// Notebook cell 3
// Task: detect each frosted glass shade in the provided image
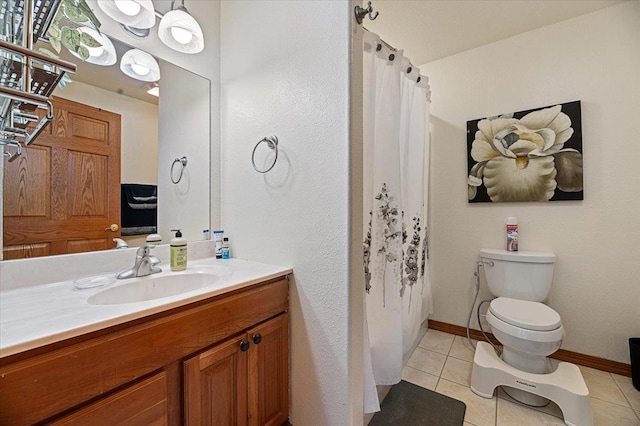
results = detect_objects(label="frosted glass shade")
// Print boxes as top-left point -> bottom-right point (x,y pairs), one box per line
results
120,49 -> 160,82
96,0 -> 156,29
69,27 -> 117,66
158,7 -> 204,54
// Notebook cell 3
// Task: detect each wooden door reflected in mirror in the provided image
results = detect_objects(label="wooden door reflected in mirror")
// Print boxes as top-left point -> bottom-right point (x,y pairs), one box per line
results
3,97 -> 121,259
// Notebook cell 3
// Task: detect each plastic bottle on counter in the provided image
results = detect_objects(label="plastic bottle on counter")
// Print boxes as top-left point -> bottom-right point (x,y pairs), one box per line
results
170,229 -> 187,271
506,217 -> 518,252
221,237 -> 231,259
214,230 -> 224,259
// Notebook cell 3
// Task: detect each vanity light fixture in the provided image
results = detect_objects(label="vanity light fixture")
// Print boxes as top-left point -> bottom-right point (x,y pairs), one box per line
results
96,0 -> 156,29
146,82 -> 159,97
157,0 -> 204,54
120,48 -> 160,82
69,27 -> 117,66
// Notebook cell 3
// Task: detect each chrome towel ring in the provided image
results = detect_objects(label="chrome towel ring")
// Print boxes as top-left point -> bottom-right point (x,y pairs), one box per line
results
252,135 -> 279,173
171,156 -> 188,184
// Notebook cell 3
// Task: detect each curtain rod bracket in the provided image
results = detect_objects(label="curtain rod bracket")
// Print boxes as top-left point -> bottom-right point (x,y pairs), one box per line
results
355,1 -> 378,25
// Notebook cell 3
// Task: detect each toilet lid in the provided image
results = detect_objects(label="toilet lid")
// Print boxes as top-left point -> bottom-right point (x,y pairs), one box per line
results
489,297 -> 561,331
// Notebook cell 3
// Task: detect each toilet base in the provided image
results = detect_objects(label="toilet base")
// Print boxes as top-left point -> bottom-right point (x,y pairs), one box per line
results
471,342 -> 592,426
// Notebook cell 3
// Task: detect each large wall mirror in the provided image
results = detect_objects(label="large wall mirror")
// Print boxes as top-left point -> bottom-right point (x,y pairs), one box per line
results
2,22 -> 211,260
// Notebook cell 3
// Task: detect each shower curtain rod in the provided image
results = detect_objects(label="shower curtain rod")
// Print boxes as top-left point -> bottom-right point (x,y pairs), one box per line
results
356,2 -> 421,77
363,27 -> 397,52
363,28 -> 421,80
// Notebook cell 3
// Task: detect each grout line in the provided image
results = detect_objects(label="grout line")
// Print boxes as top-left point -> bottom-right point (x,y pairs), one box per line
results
609,372 -> 639,412
444,333 -> 454,357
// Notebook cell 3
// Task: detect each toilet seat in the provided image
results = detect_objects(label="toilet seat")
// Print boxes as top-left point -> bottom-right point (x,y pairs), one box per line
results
487,298 -> 564,343
489,297 -> 561,331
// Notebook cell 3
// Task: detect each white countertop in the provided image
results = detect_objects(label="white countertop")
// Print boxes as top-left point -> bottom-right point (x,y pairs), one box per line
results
0,258 -> 291,358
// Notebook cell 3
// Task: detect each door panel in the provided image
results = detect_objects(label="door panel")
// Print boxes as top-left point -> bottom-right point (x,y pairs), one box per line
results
67,151 -> 108,217
50,372 -> 168,425
3,96 -> 121,259
184,336 -> 249,426
247,314 -> 289,426
2,145 -> 50,218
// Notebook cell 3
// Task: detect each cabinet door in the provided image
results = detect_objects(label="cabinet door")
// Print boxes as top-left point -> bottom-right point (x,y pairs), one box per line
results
50,372 -> 167,425
247,313 -> 289,426
184,336 -> 249,426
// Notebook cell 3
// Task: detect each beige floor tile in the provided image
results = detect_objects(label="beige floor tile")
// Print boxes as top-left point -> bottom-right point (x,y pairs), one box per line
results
436,379 -> 496,426
401,365 -> 438,391
612,373 -> 640,411
441,356 -> 473,387
496,387 -> 564,419
420,329 -> 455,355
449,335 -> 477,362
496,397 -> 566,425
580,365 -> 611,378
406,347 -> 447,377
580,366 -> 630,407
591,397 -> 640,426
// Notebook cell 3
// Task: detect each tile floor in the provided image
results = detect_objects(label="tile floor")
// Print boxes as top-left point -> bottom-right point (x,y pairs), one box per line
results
402,329 -> 640,426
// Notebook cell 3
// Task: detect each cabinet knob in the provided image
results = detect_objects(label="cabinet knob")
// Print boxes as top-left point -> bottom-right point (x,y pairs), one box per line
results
252,333 -> 262,344
240,340 -> 250,352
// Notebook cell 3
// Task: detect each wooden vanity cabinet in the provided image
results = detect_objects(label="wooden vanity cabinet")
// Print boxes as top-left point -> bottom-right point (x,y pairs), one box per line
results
0,276 -> 289,425
49,372 -> 169,426
184,313 -> 289,426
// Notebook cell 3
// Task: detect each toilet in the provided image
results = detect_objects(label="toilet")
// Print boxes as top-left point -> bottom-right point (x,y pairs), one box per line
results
470,248 -> 593,426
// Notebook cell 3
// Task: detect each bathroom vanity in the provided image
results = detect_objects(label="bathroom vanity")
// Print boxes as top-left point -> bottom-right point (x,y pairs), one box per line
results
0,258 -> 290,425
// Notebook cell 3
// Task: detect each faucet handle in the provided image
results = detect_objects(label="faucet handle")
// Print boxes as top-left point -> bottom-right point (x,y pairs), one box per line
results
136,245 -> 152,257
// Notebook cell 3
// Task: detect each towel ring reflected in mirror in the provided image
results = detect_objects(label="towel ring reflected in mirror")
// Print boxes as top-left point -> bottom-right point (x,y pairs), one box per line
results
171,156 -> 188,184
252,135 -> 279,173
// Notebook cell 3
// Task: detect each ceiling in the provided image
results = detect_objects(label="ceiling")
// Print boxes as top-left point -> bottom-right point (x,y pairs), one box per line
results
364,0 -> 627,66
43,0 -> 627,99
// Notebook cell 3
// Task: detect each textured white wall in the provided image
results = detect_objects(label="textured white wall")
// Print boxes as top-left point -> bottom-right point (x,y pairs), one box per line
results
220,1 -> 360,424
54,81 -> 158,185
421,1 -> 640,364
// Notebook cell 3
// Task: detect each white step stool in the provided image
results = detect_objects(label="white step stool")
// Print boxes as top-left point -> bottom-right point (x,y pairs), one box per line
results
471,342 -> 593,426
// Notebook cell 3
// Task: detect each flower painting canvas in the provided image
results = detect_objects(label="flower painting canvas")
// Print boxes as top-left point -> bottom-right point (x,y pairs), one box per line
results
467,101 -> 583,203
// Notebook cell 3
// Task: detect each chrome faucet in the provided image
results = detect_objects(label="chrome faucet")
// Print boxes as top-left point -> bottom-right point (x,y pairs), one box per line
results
116,245 -> 162,279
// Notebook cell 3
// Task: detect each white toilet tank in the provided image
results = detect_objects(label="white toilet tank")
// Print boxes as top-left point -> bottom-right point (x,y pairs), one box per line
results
480,248 -> 556,302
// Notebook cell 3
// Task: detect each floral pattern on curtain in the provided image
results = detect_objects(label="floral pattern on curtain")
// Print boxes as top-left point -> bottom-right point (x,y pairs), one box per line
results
362,30 -> 431,414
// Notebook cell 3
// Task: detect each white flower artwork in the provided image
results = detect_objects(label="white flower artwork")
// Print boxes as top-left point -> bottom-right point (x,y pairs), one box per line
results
467,101 -> 583,202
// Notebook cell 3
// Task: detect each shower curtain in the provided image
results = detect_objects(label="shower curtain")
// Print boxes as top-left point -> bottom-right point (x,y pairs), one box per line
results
362,30 -> 431,413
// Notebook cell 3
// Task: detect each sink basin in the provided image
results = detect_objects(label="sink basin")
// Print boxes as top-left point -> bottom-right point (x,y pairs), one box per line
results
87,271 -> 222,305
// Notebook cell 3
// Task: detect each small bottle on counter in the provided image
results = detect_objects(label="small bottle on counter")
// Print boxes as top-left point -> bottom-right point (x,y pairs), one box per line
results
146,233 -> 162,246
221,237 -> 231,259
214,230 -> 224,259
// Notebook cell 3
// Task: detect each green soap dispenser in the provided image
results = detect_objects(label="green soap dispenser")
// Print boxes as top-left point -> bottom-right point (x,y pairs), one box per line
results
170,229 -> 187,271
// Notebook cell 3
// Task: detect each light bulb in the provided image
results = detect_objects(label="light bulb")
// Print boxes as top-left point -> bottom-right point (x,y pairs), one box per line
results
131,62 -> 150,76
114,0 -> 141,17
87,45 -> 105,58
170,26 -> 193,45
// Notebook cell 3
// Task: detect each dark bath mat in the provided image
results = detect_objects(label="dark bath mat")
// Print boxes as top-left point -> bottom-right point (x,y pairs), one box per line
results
370,380 -> 466,426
